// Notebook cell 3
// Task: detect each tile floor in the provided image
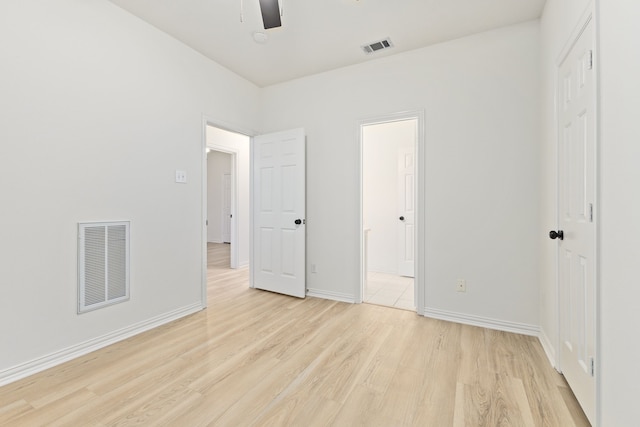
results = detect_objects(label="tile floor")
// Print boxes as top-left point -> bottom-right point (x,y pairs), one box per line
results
364,271 -> 414,311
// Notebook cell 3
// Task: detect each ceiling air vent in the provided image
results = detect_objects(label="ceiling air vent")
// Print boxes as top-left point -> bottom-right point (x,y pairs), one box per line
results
361,38 -> 394,55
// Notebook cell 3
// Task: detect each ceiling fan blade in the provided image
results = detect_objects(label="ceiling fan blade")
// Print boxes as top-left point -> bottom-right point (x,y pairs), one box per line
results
259,0 -> 281,29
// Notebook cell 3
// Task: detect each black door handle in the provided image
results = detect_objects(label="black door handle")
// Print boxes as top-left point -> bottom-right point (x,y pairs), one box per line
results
399,216 -> 405,221
295,219 -> 302,225
549,230 -> 564,240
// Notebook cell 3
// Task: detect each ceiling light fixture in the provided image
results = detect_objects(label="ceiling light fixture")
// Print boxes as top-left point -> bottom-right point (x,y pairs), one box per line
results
252,31 -> 269,44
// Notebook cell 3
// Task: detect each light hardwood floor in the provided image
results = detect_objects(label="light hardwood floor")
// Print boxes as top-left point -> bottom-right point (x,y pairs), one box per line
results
0,243 -> 590,426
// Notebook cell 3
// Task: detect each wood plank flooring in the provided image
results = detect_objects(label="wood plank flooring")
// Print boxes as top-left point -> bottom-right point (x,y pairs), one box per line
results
0,243 -> 590,426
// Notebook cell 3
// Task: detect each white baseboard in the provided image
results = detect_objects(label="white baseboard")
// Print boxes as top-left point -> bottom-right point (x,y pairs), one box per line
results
423,307 -> 539,336
306,288 -> 355,304
538,327 -> 559,370
0,302 -> 203,387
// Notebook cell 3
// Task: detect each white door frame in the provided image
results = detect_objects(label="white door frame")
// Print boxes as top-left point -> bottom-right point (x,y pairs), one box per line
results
358,110 -> 425,314
553,3 -> 600,424
201,116 -> 254,308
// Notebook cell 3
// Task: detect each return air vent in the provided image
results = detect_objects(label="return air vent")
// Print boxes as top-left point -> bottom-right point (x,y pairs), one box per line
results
78,221 -> 130,313
361,38 -> 394,55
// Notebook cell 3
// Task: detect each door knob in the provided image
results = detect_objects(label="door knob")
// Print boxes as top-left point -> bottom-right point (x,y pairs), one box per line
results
399,216 -> 405,221
295,219 -> 302,225
549,230 -> 564,240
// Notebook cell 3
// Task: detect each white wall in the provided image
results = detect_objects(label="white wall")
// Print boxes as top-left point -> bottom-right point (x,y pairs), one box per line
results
206,126 -> 251,267
598,2 -> 640,425
207,151 -> 232,243
363,120 -> 416,274
0,0 -> 259,380
260,21 -> 541,327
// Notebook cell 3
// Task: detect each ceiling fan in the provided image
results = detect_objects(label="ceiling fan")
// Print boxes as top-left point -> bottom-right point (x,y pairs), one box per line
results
258,0 -> 282,29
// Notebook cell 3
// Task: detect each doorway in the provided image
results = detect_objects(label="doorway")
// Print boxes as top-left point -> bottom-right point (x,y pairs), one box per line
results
361,117 -> 418,311
204,124 -> 251,280
202,122 -> 307,305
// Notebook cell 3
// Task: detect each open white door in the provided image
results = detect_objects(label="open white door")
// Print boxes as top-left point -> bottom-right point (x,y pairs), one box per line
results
397,147 -> 415,278
222,173 -> 231,243
252,128 -> 306,298
554,17 -> 596,425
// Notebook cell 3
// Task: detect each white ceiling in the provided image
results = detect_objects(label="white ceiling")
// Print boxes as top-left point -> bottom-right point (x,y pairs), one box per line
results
108,0 -> 546,87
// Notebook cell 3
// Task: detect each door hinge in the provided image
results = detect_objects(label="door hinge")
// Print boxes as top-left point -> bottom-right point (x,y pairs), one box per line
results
589,203 -> 594,222
587,50 -> 593,70
590,357 -> 595,377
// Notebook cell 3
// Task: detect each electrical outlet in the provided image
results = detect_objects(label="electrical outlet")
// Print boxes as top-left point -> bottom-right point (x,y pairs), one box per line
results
311,264 -> 317,274
456,279 -> 466,293
175,170 -> 187,183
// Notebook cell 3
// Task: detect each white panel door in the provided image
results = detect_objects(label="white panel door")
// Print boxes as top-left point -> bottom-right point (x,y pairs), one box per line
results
252,128 -> 306,298
556,18 -> 596,425
222,173 -> 231,243
397,147 -> 415,278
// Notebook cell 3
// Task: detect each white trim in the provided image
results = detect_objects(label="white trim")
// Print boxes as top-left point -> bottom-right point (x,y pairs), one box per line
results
357,110 -> 425,314
0,302 -> 202,387
306,288 -> 356,304
593,2 -> 602,426
556,3 -> 594,66
249,135 -> 254,288
201,117 -> 209,308
424,307 -> 539,337
539,327 -> 559,371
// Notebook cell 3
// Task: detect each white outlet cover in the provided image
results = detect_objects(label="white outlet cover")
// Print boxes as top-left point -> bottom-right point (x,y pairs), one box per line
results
175,170 -> 187,183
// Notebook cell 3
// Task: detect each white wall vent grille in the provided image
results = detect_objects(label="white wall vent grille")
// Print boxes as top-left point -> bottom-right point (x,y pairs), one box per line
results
361,37 -> 394,55
78,221 -> 130,313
